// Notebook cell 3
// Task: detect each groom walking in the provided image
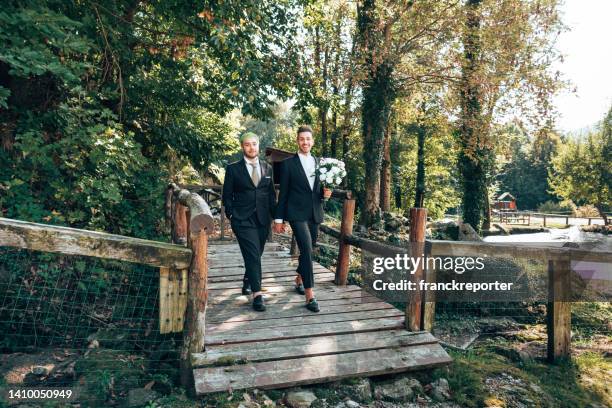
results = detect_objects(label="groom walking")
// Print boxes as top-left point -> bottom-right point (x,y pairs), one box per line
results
273,125 -> 332,312
222,132 -> 276,311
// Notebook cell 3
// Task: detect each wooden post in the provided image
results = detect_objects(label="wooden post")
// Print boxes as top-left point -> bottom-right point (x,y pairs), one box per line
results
422,274 -> 436,331
422,241 -> 436,332
543,215 -> 547,227
174,203 -> 189,245
219,205 -> 226,240
335,199 -> 356,286
180,228 -> 209,389
165,185 -> 173,230
159,267 -> 171,334
565,216 -> 569,226
588,218 -> 592,225
406,208 -> 427,331
547,257 -> 571,362
165,186 -> 214,391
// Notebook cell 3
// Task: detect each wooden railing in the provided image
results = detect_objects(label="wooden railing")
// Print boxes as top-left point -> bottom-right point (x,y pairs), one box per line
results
495,210 -> 610,227
0,184 -> 214,390
319,198 -> 612,362
164,183 -> 214,388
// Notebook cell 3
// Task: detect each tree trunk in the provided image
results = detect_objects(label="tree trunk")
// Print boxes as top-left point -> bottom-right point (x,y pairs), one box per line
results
330,114 -> 338,157
319,106 -> 328,156
414,127 -> 426,208
361,63 -> 395,226
482,186 -> 491,230
458,0 -> 486,233
394,185 -> 402,209
595,203 -> 609,225
358,0 -> 396,226
380,119 -> 392,212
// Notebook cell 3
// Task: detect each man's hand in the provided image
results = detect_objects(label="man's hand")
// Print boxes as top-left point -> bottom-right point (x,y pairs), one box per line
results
323,187 -> 332,199
273,223 -> 285,234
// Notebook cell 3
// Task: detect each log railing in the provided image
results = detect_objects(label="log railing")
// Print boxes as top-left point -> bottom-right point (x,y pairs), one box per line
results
165,183 -> 215,388
319,200 -> 611,362
1,185 -> 215,391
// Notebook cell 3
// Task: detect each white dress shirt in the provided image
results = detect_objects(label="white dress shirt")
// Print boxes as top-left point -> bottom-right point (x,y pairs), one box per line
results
298,151 -> 316,190
244,156 -> 261,181
275,151 -> 316,224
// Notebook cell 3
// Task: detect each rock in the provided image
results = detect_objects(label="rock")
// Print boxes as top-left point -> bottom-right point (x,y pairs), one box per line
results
354,225 -> 367,234
374,377 -> 415,402
429,378 -> 451,402
87,327 -> 130,349
284,390 -> 317,408
458,223 -> 482,241
127,388 -> 159,407
383,212 -> 408,233
406,378 -> 423,395
490,345 -> 533,364
345,400 -> 360,408
261,393 -> 275,407
31,365 -> 51,376
343,378 -> 372,401
240,392 -> 261,408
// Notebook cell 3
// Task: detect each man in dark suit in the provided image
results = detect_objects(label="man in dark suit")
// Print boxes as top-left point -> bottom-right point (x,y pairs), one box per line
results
273,125 -> 332,312
222,132 -> 276,311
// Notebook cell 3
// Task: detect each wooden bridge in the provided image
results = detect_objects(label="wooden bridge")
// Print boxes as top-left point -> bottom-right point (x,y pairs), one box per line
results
2,182 -> 609,396
191,241 -> 450,394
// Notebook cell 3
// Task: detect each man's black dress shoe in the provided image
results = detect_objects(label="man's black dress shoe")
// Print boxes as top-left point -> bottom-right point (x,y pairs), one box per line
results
305,298 -> 320,313
252,295 -> 266,312
295,282 -> 305,295
242,281 -> 252,296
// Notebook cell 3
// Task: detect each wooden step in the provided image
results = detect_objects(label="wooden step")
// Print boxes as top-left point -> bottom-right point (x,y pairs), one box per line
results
207,308 -> 404,334
207,295 -> 382,316
207,272 -> 335,289
208,285 -> 367,305
192,330 -> 436,367
208,267 -> 331,281
208,263 -> 328,277
193,342 -> 451,394
205,316 -> 405,346
208,300 -> 395,323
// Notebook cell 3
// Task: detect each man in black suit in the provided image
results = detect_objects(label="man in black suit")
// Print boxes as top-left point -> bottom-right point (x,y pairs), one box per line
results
222,132 -> 276,311
273,125 -> 332,312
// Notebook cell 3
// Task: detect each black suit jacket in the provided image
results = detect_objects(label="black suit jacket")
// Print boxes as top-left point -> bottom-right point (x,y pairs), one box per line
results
222,158 -> 276,225
274,153 -> 324,223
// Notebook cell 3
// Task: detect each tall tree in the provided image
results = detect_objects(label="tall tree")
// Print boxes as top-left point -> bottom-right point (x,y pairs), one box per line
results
454,0 -> 566,232
549,106 -> 612,225
457,0 -> 488,231
294,0 -> 356,157
356,0 -> 457,226
0,0 -> 299,235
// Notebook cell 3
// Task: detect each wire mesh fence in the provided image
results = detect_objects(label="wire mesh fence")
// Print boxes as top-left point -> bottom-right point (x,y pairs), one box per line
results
0,247 -> 182,406
315,230 -> 610,360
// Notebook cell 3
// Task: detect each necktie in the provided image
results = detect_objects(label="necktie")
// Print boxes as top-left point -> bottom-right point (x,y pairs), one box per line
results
249,161 -> 259,186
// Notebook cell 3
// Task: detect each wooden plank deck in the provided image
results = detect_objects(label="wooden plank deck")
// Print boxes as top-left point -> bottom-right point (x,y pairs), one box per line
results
192,242 -> 451,395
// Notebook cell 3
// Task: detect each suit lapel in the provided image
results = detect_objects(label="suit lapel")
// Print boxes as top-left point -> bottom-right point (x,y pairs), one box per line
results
294,153 -> 313,191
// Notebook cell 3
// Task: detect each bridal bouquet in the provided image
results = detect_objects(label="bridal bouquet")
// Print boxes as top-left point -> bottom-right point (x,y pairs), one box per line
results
315,158 -> 347,200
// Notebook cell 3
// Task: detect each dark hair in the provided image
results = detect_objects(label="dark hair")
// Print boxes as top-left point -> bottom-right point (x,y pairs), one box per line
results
296,125 -> 313,136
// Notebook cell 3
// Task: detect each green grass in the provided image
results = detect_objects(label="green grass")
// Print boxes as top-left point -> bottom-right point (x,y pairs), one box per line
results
432,346 -> 611,408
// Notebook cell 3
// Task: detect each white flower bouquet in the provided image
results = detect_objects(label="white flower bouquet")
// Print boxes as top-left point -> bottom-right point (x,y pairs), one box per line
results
314,158 -> 347,200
